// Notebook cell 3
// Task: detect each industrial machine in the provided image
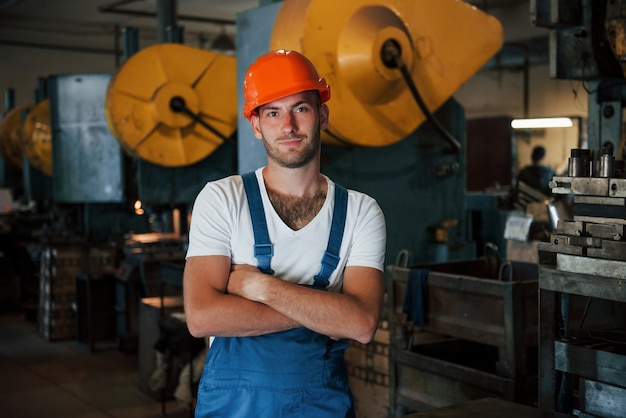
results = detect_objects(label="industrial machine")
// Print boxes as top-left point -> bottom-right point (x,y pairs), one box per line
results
537,161 -> 626,418
105,43 -> 237,168
531,1 -> 626,417
270,0 -> 502,149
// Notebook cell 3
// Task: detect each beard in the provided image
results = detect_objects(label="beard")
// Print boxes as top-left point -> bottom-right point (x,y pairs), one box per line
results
263,123 -> 321,169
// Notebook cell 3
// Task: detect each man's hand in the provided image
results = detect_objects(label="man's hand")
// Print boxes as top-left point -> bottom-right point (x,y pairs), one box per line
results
227,263 -> 267,302
184,256 -> 300,337
226,263 -> 384,344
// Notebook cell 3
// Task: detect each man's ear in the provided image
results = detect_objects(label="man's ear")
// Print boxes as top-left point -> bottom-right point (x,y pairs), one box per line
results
319,104 -> 329,131
250,114 -> 263,139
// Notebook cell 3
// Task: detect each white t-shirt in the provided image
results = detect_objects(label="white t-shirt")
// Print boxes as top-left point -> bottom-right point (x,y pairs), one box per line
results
186,167 -> 386,292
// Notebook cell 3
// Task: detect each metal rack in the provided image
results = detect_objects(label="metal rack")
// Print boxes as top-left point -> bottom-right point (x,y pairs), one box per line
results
387,256 -> 539,416
538,175 -> 626,417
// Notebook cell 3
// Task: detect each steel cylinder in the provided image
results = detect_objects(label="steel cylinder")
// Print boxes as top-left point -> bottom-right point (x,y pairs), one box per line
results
568,149 -> 584,177
599,146 -> 615,178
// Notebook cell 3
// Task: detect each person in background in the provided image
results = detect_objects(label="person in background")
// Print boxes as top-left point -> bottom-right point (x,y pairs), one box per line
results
183,49 -> 387,417
517,145 -> 556,196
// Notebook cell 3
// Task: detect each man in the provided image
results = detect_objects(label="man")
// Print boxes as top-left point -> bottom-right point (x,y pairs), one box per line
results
517,145 -> 556,196
183,50 -> 386,417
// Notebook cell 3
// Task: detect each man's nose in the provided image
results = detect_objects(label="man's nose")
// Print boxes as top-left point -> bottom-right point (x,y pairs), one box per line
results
280,113 -> 297,133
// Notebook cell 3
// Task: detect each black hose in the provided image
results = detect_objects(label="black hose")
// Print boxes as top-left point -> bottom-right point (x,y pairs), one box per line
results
169,96 -> 235,146
381,39 -> 461,153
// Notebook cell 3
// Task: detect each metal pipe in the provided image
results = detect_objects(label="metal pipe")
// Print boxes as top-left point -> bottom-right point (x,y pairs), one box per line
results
157,0 -> 177,43
122,26 -> 140,60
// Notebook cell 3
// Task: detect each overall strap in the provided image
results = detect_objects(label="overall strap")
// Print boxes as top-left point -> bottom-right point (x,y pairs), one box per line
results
241,172 -> 274,275
242,172 -> 349,288
312,183 -> 348,289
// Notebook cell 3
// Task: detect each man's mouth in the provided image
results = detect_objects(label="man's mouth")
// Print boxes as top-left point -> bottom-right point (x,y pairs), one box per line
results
278,136 -> 304,144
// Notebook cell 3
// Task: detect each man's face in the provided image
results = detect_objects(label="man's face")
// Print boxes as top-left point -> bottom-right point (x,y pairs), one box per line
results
250,90 -> 328,169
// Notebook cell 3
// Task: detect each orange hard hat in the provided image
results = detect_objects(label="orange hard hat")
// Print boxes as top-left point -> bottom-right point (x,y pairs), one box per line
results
242,49 -> 330,119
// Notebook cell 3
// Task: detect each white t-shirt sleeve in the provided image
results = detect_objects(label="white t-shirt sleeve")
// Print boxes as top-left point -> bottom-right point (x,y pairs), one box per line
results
186,176 -> 240,258
344,192 -> 386,272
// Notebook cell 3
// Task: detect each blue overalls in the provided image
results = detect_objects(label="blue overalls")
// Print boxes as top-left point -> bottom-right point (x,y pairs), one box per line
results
194,172 -> 355,418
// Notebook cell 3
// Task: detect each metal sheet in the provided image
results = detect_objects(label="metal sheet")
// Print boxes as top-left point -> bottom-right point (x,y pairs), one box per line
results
574,215 -> 626,225
556,253 -> 626,279
551,176 -> 610,196
49,73 -> 124,203
586,222 -> 624,240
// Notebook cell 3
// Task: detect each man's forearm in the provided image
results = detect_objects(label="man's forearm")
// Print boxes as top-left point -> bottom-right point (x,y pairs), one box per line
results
235,269 -> 383,344
187,291 -> 300,338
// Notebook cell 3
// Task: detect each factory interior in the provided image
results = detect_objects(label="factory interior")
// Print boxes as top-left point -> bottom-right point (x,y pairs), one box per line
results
1,0 -> 625,417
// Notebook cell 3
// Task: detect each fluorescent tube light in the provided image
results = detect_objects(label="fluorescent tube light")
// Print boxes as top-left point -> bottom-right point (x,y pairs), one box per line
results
511,117 -> 573,129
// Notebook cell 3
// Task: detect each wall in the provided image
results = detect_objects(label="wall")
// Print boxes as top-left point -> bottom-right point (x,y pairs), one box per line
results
0,45 -> 117,108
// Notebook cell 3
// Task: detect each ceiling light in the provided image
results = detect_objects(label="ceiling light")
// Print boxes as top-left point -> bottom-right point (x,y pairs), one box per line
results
511,117 -> 573,129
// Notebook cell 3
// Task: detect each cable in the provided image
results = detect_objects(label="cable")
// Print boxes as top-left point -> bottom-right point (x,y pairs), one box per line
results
169,96 -> 236,146
381,39 -> 461,153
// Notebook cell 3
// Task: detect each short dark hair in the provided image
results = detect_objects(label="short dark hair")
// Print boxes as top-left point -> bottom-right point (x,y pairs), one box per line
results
531,146 -> 545,162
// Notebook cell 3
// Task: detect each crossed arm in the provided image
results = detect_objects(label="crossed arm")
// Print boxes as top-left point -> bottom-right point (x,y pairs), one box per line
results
183,255 -> 384,344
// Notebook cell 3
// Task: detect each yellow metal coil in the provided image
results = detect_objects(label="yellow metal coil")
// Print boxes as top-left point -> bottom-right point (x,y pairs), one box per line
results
105,44 -> 238,167
271,0 -> 503,147
0,105 -> 31,170
22,99 -> 53,177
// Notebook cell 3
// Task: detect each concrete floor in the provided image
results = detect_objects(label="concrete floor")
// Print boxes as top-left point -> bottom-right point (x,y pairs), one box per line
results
0,312 -> 190,418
